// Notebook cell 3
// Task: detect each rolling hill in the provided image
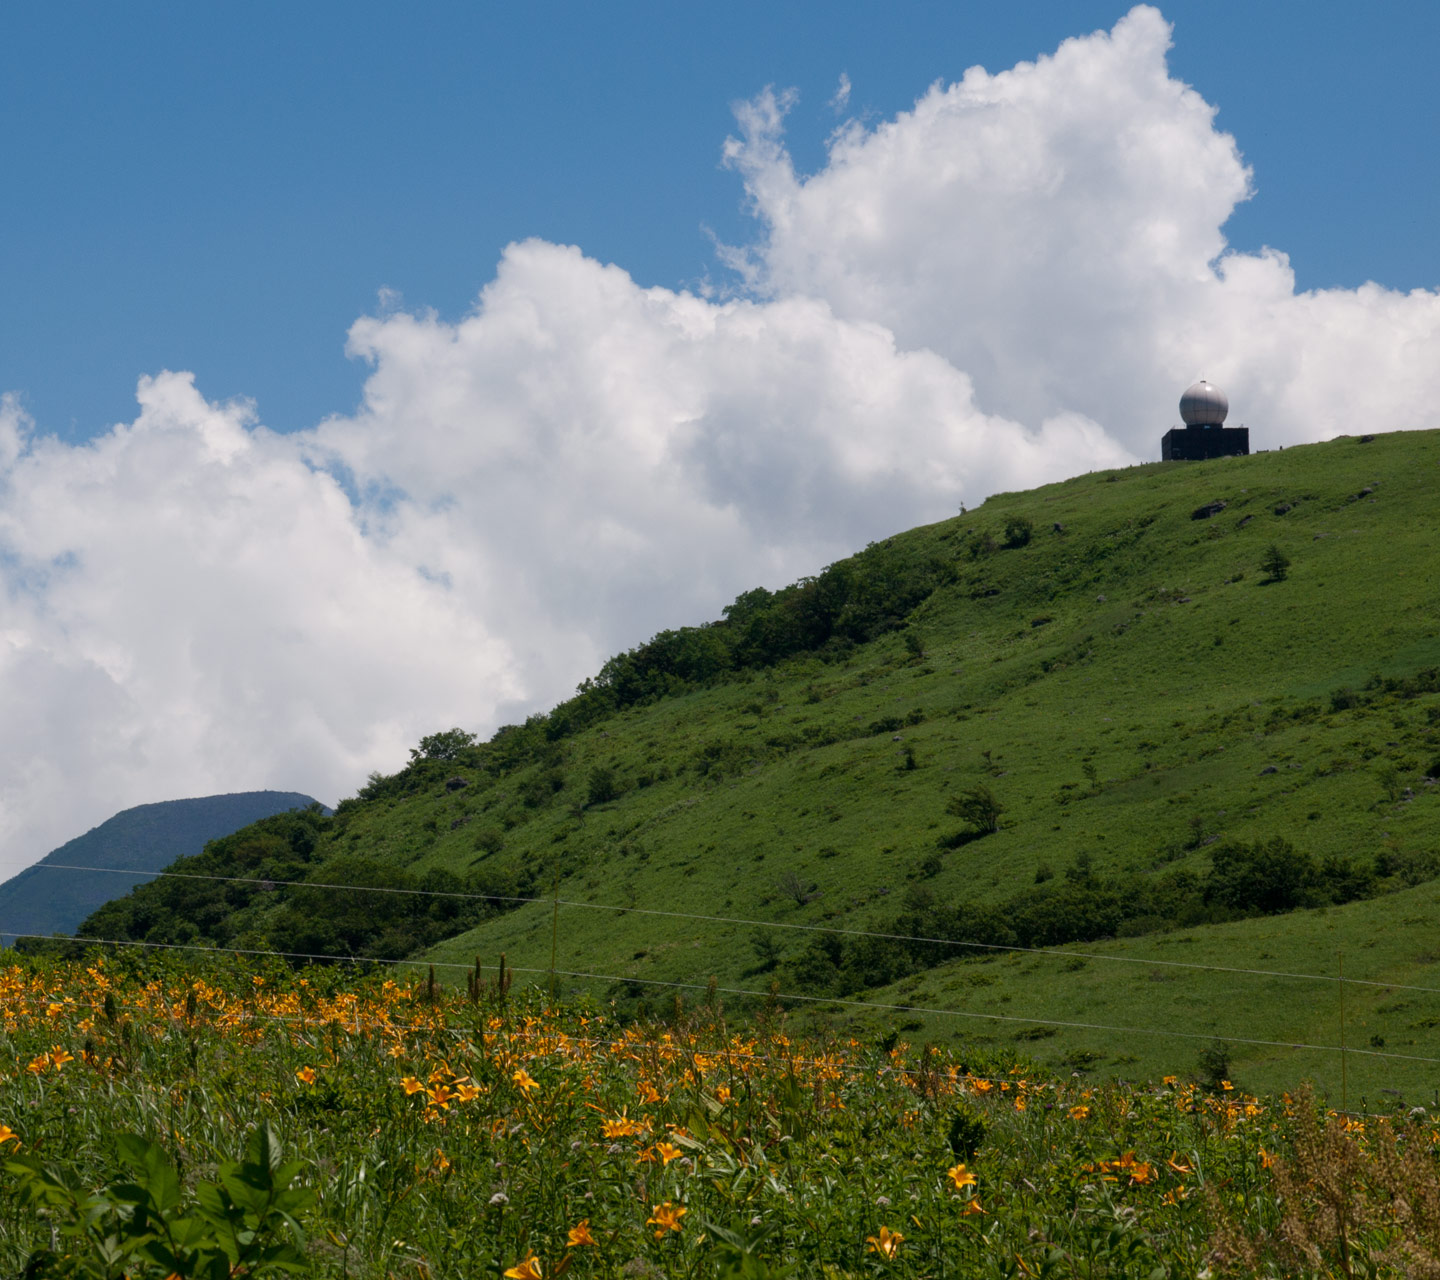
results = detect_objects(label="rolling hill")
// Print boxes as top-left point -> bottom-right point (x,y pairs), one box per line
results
73,429 -> 1440,1099
0,791 -> 321,942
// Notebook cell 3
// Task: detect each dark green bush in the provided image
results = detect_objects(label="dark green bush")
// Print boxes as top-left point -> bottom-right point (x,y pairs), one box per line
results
947,1103 -> 987,1161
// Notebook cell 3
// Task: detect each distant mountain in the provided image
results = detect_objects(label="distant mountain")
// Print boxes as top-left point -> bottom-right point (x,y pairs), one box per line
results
0,792 -> 322,942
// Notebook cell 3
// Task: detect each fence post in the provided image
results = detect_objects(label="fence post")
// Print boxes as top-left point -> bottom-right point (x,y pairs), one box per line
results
1338,951 -> 1347,1114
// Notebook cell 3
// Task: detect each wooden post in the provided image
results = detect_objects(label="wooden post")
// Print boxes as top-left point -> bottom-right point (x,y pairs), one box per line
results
1338,951 -> 1348,1114
548,866 -> 561,1006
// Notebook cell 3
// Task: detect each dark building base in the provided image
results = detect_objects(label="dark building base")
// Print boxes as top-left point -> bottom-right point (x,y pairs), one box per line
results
1161,425 -> 1249,461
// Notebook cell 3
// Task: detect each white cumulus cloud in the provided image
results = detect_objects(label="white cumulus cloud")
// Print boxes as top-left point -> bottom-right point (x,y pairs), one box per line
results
3,4 -> 1437,880
723,5 -> 1440,448
0,247 -> 1120,880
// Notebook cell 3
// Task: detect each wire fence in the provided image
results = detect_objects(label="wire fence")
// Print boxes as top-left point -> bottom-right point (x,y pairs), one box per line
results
4,855 -> 1439,1109
20,860 -> 1440,995
3,925 -> 1439,1072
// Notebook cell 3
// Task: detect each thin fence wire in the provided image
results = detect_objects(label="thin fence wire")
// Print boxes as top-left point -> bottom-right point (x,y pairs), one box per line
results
3,930 -> 1438,1069
23,862 -> 1440,996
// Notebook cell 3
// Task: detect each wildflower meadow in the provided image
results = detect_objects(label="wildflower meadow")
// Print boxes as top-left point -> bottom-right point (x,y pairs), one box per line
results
2,952 -> 1438,1277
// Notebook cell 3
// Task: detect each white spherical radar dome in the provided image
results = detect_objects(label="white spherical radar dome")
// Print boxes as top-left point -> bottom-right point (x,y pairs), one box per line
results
1179,380 -> 1229,426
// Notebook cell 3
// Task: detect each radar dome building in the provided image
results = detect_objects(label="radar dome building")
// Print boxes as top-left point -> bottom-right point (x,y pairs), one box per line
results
1162,380 -> 1249,460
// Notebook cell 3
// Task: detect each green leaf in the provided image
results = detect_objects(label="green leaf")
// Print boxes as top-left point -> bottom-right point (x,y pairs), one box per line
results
142,1140 -> 181,1213
245,1119 -> 284,1175
218,1166 -> 271,1216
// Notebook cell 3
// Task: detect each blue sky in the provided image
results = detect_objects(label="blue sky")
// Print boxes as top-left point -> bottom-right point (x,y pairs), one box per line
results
4,3 -> 1440,874
4,1 -> 1437,441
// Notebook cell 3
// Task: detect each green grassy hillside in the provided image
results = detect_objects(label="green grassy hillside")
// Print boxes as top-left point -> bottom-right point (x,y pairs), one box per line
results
77,430 -> 1440,1099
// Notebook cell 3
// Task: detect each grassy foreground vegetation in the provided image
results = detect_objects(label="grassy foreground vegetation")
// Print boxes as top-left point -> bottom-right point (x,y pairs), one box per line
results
5,954 -> 1440,1278
58,428 -> 1440,1093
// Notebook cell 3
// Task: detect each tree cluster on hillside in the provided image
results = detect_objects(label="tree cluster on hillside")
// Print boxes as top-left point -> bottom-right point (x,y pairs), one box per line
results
783,839 -> 1380,997
58,810 -> 538,963
336,538 -> 958,811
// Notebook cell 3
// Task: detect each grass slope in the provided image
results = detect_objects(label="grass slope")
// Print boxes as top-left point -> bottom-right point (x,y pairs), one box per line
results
416,430 -> 1440,1093
81,430 -> 1440,1097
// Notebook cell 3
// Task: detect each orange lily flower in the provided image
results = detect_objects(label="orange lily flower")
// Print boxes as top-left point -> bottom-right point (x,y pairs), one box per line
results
866,1225 -> 904,1259
946,1163 -> 977,1191
503,1254 -> 543,1279
428,1085 -> 456,1109
601,1111 -> 645,1139
647,1201 -> 687,1238
566,1220 -> 596,1247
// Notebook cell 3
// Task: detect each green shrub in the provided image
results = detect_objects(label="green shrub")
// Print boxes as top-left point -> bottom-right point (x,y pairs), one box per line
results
946,785 -> 1003,835
6,1121 -> 313,1278
586,766 -> 620,806
1003,515 -> 1034,548
1260,544 -> 1290,582
947,1103 -> 987,1161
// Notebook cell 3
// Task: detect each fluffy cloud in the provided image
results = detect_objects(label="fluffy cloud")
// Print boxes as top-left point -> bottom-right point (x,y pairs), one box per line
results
0,248 -> 1121,879
723,5 -> 1440,448
315,241 -> 1123,670
0,381 -> 521,878
3,4 -> 1438,878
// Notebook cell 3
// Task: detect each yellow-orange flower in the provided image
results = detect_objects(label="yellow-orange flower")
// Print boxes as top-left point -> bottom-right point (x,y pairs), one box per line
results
656,1141 -> 683,1164
503,1254 -> 542,1279
295,1066 -> 317,1085
601,1112 -> 645,1139
647,1201 -> 687,1238
866,1225 -> 904,1259
1069,1105 -> 1090,1119
455,1082 -> 482,1102
1166,1153 -> 1193,1174
1259,1148 -> 1276,1169
428,1085 -> 456,1109
400,1076 -> 425,1095
49,1047 -> 74,1070
959,1197 -> 986,1217
566,1219 -> 596,1247
946,1163 -> 977,1191
0,1125 -> 18,1146
512,1068 -> 539,1094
